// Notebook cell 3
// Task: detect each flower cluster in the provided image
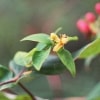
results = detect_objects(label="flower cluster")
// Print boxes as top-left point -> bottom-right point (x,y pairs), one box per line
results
76,2 -> 100,38
50,33 -> 68,52
50,33 -> 78,52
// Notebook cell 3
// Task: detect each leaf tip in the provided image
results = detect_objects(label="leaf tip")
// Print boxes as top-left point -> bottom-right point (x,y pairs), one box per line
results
72,72 -> 76,77
20,38 -> 24,42
34,66 -> 41,71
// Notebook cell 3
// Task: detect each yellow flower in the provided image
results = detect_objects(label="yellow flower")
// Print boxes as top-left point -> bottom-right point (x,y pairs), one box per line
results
53,42 -> 63,52
50,33 -> 60,42
50,33 -> 68,52
60,34 -> 68,44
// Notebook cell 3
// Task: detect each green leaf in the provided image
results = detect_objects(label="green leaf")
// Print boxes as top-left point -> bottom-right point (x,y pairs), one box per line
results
14,51 -> 30,67
35,55 -> 66,75
0,65 -> 13,82
76,38 -> 100,58
87,83 -> 100,100
21,33 -> 52,44
9,60 -> 24,75
57,48 -> 76,76
15,95 -> 32,100
32,47 -> 51,71
0,65 -> 14,90
0,93 -> 10,100
36,43 -> 47,51
14,49 -> 36,67
26,48 -> 37,57
15,95 -> 46,100
9,60 -> 35,84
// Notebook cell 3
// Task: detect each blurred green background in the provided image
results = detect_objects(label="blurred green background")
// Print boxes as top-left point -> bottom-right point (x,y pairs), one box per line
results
0,0 -> 100,99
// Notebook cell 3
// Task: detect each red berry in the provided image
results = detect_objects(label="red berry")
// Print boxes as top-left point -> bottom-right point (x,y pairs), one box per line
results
76,19 -> 90,34
95,2 -> 100,14
85,12 -> 96,22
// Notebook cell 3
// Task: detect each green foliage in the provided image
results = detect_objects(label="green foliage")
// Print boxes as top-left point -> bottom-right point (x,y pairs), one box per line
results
0,29 -> 78,98
0,83 -> 14,91
35,55 -> 66,75
9,60 -> 35,83
0,65 -> 13,82
0,93 -> 9,100
20,32 -> 77,76
0,0 -> 100,99
76,38 -> 100,59
15,95 -> 31,100
32,47 -> 51,71
14,48 -> 36,67
14,32 -> 77,76
14,51 -> 31,67
57,48 -> 76,77
36,43 -> 47,51
0,61 -> 33,91
21,33 -> 52,44
0,65 -> 14,90
9,60 -> 24,75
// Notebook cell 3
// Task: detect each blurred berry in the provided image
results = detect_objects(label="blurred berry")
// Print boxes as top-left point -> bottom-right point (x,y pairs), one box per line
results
85,12 -> 96,22
95,2 -> 100,14
76,19 -> 90,34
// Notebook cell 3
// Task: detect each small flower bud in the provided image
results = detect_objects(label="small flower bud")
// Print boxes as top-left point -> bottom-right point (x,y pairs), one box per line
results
95,2 -> 100,14
61,34 -> 68,44
85,12 -> 96,23
61,37 -> 68,44
76,19 -> 90,34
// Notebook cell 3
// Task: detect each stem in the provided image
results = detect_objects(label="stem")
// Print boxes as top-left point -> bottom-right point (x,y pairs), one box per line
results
54,27 -> 62,34
0,68 -> 25,86
11,67 -> 36,100
68,36 -> 78,41
18,82 -> 36,100
0,66 -> 36,100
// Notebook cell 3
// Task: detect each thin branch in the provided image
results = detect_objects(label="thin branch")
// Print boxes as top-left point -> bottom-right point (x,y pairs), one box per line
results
18,82 -> 36,100
0,66 -> 36,100
0,68 -> 25,86
11,67 -> 36,100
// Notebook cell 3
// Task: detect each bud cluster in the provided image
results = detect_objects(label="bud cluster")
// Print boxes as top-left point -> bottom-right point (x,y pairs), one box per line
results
76,2 -> 100,38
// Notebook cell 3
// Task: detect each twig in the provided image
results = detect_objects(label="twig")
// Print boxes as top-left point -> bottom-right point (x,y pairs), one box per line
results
0,66 -> 36,100
18,82 -> 36,100
12,68 -> 36,100
11,67 -> 36,100
0,68 -> 25,86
